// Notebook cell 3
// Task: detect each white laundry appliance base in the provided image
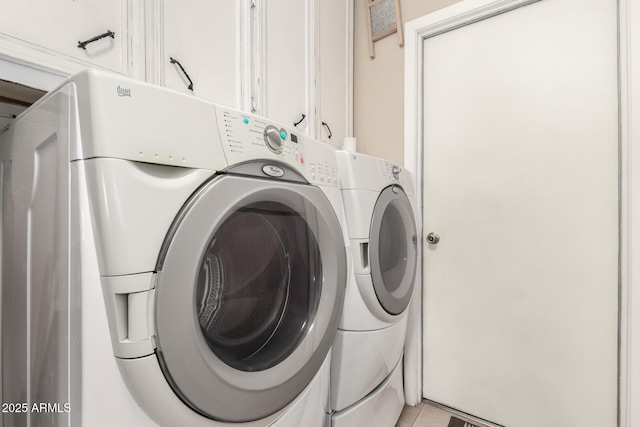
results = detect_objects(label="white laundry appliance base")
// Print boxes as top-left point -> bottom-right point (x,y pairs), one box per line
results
330,316 -> 407,412
331,359 -> 404,427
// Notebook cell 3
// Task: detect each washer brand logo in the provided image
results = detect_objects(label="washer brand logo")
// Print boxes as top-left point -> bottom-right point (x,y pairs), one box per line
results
117,86 -> 131,97
262,165 -> 285,178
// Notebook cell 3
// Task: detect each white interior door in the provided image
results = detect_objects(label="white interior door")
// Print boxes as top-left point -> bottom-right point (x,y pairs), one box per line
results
421,1 -> 619,426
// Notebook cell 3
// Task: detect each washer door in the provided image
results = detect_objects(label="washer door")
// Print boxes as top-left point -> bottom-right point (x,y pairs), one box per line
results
154,174 -> 346,422
369,185 -> 417,315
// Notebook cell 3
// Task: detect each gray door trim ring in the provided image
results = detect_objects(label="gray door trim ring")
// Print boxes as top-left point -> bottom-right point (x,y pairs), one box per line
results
369,185 -> 417,315
154,174 -> 346,422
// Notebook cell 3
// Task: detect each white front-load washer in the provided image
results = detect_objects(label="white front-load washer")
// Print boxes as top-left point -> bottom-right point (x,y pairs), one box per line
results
330,151 -> 418,427
0,69 -> 347,427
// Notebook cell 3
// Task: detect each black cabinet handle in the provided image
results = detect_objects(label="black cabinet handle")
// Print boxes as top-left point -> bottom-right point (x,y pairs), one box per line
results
293,114 -> 306,127
322,121 -> 333,139
78,30 -> 115,50
170,57 -> 194,91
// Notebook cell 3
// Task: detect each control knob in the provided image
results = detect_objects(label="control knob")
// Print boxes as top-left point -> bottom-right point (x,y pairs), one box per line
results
263,125 -> 284,154
392,165 -> 401,180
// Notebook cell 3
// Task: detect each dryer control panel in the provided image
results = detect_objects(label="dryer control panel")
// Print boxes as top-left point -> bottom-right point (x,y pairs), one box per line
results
215,106 -> 338,187
378,159 -> 402,182
335,151 -> 415,196
377,159 -> 414,195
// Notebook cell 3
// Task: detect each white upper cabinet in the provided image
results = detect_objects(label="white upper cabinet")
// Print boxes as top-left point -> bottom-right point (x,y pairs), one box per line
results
0,0 -> 135,75
0,0 -> 351,141
253,0 -> 351,141
318,0 -> 350,145
159,1 -> 244,107
257,0 -> 311,134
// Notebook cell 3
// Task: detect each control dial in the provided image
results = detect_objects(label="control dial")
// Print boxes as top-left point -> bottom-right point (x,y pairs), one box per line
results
263,125 -> 284,154
392,165 -> 401,180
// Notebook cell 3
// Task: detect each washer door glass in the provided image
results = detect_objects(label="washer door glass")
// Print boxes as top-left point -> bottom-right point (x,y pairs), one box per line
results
369,185 -> 417,315
196,200 -> 321,372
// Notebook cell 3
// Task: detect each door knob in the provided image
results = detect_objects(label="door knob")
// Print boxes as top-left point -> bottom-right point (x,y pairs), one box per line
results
426,232 -> 440,244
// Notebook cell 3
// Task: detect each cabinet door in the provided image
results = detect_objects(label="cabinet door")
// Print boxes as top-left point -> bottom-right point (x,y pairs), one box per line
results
0,0 -> 129,73
318,0 -> 349,145
162,0 -> 242,107
260,0 -> 310,134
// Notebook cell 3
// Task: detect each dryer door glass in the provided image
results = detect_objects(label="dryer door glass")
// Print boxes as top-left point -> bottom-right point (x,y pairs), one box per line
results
195,200 -> 322,372
369,185 -> 417,315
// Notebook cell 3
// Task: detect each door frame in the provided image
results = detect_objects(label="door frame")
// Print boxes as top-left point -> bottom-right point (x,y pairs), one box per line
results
403,1 -> 640,426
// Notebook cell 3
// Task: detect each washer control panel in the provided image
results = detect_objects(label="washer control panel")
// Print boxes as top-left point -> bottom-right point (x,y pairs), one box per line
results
215,106 -> 338,187
306,159 -> 338,186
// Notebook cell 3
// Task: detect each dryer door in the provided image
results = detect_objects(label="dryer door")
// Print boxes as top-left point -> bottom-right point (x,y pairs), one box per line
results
153,173 -> 346,422
369,185 -> 417,315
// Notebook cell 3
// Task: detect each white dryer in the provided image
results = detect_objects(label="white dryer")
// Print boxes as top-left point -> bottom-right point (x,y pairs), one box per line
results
330,151 -> 418,427
0,69 -> 347,427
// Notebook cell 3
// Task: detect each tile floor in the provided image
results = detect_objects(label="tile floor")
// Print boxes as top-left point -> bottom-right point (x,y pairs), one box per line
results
396,402 -> 489,427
